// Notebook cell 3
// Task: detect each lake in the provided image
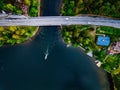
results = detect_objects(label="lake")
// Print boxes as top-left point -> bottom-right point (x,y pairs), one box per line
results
0,0 -> 111,90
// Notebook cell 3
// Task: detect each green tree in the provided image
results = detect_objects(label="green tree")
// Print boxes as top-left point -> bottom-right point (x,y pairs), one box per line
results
24,0 -> 31,6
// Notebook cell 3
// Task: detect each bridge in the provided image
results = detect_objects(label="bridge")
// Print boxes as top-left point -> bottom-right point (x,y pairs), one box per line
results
0,15 -> 120,28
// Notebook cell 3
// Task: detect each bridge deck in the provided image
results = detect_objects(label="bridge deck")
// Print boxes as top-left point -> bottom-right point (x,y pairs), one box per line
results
0,16 -> 120,28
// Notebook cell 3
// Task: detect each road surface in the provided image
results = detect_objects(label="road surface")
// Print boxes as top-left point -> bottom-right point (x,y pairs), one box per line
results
0,16 -> 120,28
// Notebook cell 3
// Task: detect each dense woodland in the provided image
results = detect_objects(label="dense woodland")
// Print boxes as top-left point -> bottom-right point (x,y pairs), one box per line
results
62,0 -> 120,18
61,0 -> 120,90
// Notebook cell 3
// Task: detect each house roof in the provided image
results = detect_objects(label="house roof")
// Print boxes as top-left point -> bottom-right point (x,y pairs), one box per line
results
96,36 -> 110,46
108,41 -> 120,54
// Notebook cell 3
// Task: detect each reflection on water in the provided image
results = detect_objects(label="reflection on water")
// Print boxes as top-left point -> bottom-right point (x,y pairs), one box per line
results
0,0 -> 111,90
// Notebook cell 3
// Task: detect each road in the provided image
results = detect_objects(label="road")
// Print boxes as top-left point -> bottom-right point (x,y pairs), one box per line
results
0,16 -> 120,28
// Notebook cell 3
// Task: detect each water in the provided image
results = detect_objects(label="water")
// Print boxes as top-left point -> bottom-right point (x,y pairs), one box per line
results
0,0 -> 111,90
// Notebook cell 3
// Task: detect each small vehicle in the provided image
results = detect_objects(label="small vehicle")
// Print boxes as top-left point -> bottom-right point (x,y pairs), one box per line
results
65,17 -> 69,20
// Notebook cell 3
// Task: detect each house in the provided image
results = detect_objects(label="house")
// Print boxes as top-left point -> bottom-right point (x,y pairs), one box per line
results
96,36 -> 110,46
16,0 -> 23,3
107,41 -> 120,55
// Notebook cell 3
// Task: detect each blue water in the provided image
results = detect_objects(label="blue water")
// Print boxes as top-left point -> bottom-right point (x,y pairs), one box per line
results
0,0 -> 110,90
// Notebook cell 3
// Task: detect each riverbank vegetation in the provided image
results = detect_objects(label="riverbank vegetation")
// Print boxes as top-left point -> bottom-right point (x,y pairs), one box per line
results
62,0 -> 120,18
0,0 -> 39,46
61,0 -> 120,90
0,26 -> 37,46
